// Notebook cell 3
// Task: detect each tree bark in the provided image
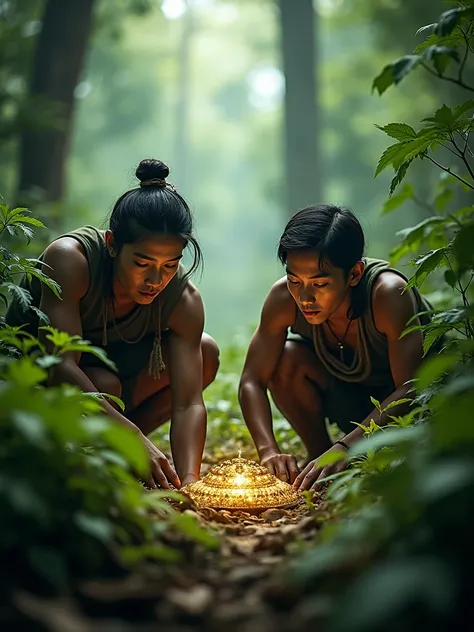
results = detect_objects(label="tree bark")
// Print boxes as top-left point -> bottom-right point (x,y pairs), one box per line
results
278,0 -> 320,216
175,1 -> 194,194
17,0 -> 95,218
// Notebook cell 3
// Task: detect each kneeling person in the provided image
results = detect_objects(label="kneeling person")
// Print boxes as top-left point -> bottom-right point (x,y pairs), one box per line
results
239,204 -> 433,490
7,159 -> 219,490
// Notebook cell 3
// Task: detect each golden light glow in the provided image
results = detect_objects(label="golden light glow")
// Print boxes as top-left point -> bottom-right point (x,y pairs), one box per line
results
184,455 -> 301,511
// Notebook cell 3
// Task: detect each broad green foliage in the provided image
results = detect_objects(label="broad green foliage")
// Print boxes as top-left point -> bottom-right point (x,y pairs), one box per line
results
0,208 -> 218,609
293,3 -> 474,630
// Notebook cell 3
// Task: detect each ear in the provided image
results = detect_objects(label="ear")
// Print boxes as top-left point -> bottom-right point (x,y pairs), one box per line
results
105,230 -> 117,257
349,260 -> 365,287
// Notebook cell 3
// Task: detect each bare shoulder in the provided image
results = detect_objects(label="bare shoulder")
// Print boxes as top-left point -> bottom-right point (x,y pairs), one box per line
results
260,277 -> 296,332
42,237 -> 89,300
372,271 -> 417,336
167,280 -> 204,337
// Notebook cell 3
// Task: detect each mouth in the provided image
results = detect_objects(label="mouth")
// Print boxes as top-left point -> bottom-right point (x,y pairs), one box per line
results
301,309 -> 321,317
138,290 -> 160,298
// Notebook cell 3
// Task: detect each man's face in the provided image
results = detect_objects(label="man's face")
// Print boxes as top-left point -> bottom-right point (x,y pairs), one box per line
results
107,231 -> 185,305
285,250 -> 360,324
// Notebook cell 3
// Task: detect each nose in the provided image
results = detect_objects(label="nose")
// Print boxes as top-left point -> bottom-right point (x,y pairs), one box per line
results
299,287 -> 316,306
145,267 -> 162,289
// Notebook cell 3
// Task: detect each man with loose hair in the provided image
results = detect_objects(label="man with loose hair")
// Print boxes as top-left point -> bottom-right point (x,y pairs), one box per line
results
239,204 -> 434,490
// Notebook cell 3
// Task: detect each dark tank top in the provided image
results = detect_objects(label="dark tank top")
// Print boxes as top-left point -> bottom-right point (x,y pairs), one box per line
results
6,226 -> 187,376
291,258 -> 434,388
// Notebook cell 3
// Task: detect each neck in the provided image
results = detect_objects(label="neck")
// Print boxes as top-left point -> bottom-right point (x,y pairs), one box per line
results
111,275 -> 135,311
327,289 -> 353,326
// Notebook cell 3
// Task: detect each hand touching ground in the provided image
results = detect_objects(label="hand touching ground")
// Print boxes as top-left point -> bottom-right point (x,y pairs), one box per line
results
261,452 -> 300,484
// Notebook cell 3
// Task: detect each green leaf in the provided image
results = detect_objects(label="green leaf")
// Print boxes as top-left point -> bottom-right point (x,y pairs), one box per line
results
316,448 -> 346,467
416,459 -> 474,502
375,142 -> 408,177
389,160 -> 413,196
375,135 -> 440,179
75,512 -> 114,543
372,65 -> 394,96
414,31 -> 465,54
435,7 -> 474,37
169,512 -> 219,549
453,222 -> 474,268
64,343 -> 118,372
406,248 -> 448,289
453,100 -> 474,120
7,358 -> 47,387
396,217 -> 446,247
444,269 -> 457,288
372,56 -> 420,95
423,327 -> 450,355
423,45 -> 460,75
375,123 -> 417,142
0,282 -> 32,309
24,267 -> 61,298
101,424 -> 149,476
382,398 -> 412,412
36,354 -> 62,369
370,396 -> 381,410
422,104 -> 458,131
417,353 -> 459,390
415,23 -> 436,37
121,544 -> 181,565
381,183 -> 414,214
85,391 -> 126,412
10,214 -> 46,229
348,425 -> 425,457
399,323 -> 425,339
12,411 -> 49,446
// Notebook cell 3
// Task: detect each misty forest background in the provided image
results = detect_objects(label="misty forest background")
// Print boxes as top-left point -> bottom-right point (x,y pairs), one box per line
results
1,0 -> 449,345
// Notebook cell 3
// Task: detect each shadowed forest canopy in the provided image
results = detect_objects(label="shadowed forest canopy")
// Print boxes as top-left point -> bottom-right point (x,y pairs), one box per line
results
0,0 -> 448,344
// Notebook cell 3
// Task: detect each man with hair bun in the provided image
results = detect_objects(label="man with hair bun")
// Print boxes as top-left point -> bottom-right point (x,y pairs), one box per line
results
7,158 -> 219,490
239,204 -> 436,490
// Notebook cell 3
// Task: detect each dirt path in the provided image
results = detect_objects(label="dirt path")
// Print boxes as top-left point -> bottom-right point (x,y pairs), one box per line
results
15,499 -> 324,632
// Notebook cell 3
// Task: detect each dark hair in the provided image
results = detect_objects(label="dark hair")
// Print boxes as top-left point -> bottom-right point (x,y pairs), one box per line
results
108,158 -> 202,278
277,204 -> 365,275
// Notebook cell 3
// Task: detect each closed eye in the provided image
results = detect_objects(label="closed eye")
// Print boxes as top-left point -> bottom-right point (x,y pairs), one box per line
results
314,283 -> 328,288
134,261 -> 148,268
287,277 -> 299,285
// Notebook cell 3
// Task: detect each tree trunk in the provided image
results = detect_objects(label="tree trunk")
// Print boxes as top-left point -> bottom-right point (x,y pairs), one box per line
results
17,0 -> 95,222
175,1 -> 194,194
278,0 -> 320,216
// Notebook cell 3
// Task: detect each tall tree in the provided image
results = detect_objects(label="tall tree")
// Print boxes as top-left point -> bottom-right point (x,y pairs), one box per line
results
278,0 -> 320,216
174,1 -> 195,194
17,0 -> 96,222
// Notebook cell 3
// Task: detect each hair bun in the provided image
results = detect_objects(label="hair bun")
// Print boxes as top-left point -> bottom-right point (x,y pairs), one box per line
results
136,159 -> 170,183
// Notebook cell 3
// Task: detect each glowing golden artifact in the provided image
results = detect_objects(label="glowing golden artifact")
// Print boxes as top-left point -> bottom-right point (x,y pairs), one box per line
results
184,455 -> 301,511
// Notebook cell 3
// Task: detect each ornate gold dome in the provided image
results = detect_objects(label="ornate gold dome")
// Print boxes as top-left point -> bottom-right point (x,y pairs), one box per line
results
184,456 -> 301,511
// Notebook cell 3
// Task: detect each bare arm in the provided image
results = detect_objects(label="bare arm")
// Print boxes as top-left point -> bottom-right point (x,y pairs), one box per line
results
239,280 -> 297,475
344,272 -> 424,445
294,273 -> 425,491
167,283 -> 206,485
38,238 -> 140,433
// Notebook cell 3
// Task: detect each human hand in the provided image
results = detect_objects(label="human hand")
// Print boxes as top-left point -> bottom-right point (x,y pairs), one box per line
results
142,435 -> 181,489
260,451 -> 300,484
293,443 -> 348,491
181,472 -> 199,487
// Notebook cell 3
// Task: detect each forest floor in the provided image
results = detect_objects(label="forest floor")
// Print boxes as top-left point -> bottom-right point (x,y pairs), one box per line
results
14,460 -> 327,632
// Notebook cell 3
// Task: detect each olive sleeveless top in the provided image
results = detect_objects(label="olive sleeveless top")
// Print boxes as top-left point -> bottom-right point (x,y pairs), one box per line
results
290,258 -> 433,388
6,226 -> 188,375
